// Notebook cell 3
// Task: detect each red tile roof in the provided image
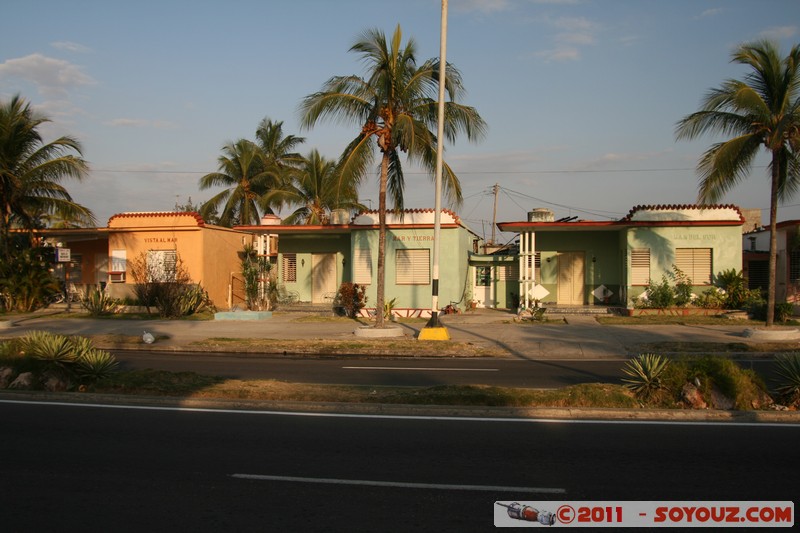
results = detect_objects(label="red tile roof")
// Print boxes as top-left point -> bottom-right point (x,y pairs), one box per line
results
108,211 -> 205,226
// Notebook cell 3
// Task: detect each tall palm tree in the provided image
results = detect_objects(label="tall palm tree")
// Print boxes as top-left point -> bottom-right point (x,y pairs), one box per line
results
255,117 -> 306,172
300,24 -> 486,327
676,40 -> 800,327
199,139 -> 279,227
265,149 -> 365,225
0,94 -> 93,254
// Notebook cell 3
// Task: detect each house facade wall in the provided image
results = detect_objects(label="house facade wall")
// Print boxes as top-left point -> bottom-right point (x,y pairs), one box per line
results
106,213 -> 245,307
276,234 -> 350,302
351,225 -> 472,313
624,225 -> 743,303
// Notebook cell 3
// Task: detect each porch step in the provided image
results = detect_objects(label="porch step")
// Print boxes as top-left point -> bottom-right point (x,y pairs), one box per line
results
276,302 -> 336,315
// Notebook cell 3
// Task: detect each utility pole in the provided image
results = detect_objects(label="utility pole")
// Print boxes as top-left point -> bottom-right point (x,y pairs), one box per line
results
491,183 -> 499,245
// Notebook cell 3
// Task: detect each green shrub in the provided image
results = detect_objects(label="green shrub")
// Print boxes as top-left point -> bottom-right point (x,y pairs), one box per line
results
695,287 -> 726,309
672,266 -> 693,307
644,276 -> 675,308
749,302 -> 795,323
0,246 -> 60,312
622,353 -> 670,400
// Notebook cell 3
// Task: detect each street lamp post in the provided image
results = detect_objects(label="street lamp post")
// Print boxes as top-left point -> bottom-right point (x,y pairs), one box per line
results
420,0 -> 450,341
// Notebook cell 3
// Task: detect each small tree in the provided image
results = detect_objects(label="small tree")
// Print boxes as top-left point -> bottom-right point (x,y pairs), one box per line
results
128,251 -> 205,318
0,245 -> 60,312
241,244 -> 276,311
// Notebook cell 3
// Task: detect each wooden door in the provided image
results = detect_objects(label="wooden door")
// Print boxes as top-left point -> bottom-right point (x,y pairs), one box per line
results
312,253 -> 337,303
557,252 -> 585,305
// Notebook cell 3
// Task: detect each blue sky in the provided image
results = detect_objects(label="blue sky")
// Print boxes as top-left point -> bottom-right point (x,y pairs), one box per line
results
1,0 -> 799,243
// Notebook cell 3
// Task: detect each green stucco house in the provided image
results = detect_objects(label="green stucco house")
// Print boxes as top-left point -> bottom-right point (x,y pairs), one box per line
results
489,204 -> 745,310
240,209 -> 482,317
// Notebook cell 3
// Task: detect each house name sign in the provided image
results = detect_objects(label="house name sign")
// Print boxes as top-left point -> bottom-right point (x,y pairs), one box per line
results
672,233 -> 717,241
393,235 -> 434,241
144,237 -> 178,244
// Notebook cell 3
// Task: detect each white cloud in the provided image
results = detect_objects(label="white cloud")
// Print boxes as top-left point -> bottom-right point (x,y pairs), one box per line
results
452,0 -> 509,14
535,46 -> 580,62
575,148 -> 675,170
0,53 -> 94,99
551,16 -> 596,32
51,41 -> 92,53
759,26 -> 797,40
533,15 -> 599,62
695,8 -> 723,19
106,118 -> 178,129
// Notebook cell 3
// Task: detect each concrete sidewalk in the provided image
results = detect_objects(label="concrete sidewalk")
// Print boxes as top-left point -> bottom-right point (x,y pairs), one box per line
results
1,307 -> 793,359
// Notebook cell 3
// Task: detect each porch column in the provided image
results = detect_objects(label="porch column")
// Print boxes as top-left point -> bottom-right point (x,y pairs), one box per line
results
519,230 -> 535,308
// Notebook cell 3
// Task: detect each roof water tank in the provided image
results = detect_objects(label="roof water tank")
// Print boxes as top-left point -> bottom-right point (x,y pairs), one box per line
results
528,208 -> 554,222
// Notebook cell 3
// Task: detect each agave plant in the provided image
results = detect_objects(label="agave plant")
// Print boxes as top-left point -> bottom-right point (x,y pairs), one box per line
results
19,331 -> 75,363
74,348 -> 120,382
622,353 -> 670,400
773,354 -> 800,401
81,288 -> 121,316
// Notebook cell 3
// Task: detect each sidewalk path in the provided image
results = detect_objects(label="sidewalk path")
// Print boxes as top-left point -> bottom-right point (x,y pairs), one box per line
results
1,308 -> 793,360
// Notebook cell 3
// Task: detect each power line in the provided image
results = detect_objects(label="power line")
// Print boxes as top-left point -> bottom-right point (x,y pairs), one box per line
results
90,164 -> 772,175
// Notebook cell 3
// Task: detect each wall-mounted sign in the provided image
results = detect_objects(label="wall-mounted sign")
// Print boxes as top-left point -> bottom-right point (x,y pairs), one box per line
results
57,248 -> 71,262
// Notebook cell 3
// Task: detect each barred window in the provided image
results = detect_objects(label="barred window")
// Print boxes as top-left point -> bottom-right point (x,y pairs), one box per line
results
147,250 -> 177,282
675,248 -> 712,285
396,249 -> 430,285
282,253 -> 297,283
790,250 -> 800,282
631,248 -> 650,285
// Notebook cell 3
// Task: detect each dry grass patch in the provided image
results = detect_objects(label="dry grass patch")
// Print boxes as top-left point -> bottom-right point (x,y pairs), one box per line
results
191,337 -> 507,357
90,371 -> 638,408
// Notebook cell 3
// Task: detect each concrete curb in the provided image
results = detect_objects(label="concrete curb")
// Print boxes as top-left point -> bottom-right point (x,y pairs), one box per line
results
1,391 -> 798,423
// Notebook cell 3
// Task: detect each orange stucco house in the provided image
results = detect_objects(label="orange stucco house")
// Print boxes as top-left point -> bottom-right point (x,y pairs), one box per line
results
39,212 -> 247,308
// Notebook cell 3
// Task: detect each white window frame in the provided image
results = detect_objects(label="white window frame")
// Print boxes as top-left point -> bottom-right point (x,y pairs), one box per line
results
110,249 -> 127,283
395,249 -> 430,285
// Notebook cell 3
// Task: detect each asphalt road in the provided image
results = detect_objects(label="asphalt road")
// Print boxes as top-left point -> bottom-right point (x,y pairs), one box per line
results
2,399 -> 797,531
112,350 -> 779,388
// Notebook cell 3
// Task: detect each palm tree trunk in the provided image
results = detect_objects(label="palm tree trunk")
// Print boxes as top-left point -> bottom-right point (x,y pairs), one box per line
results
767,153 -> 780,328
375,152 -> 388,328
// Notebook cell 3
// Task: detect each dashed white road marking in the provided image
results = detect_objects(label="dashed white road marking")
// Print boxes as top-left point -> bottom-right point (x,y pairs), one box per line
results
230,473 -> 566,493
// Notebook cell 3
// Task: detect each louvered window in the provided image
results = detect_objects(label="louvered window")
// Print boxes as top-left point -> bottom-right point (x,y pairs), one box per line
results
675,248 -> 712,285
282,253 -> 297,283
396,249 -> 430,285
631,248 -> 650,285
498,263 -> 519,281
354,248 -> 373,285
